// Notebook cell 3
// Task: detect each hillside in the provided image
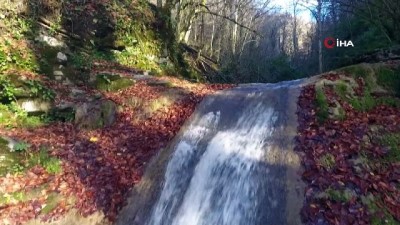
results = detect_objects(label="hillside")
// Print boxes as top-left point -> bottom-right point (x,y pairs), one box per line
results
0,0 -> 232,224
296,61 -> 400,224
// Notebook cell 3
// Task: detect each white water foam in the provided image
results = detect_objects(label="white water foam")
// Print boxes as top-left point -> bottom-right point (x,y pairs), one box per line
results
147,101 -> 278,225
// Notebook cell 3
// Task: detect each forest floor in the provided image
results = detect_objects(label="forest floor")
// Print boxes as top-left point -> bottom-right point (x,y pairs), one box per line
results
296,60 -> 400,225
0,60 -> 233,225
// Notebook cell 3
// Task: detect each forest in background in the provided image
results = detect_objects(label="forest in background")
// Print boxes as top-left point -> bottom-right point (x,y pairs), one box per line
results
162,0 -> 400,83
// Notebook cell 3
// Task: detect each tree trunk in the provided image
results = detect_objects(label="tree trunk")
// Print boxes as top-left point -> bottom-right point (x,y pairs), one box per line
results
210,17 -> 215,56
317,0 -> 323,74
292,0 -> 298,56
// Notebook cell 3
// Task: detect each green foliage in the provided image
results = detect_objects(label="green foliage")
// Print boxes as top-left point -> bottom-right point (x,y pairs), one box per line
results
0,49 -> 8,71
48,16 -> 62,36
160,63 -> 178,76
41,193 -> 62,214
376,67 -> 400,96
326,188 -> 354,202
335,64 -> 400,112
362,194 -> 400,225
336,107 -> 346,121
13,17 -> 34,40
324,16 -> 394,70
315,87 -> 329,122
0,76 -> 54,103
334,82 -> 348,99
0,103 -> 46,128
341,65 -> 370,79
28,147 -> 62,174
380,133 -> 400,161
349,92 -> 376,112
0,191 -> 27,206
24,80 -> 55,101
12,141 -> 30,153
319,153 -> 335,170
43,157 -> 62,174
376,97 -> 400,108
0,77 -> 18,102
10,163 -> 25,174
222,55 -> 304,83
92,50 -> 115,61
70,52 -> 93,70
371,214 -> 399,225
0,44 -> 38,73
265,56 -> 303,82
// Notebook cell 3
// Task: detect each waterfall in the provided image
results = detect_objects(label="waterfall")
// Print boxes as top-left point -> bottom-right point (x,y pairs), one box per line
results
118,80 -> 305,225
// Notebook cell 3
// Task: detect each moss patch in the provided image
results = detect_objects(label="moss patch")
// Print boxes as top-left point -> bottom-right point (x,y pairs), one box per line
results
95,74 -> 135,92
375,66 -> 400,96
315,87 -> 329,122
0,137 -> 24,176
361,194 -> 400,225
348,92 -> 376,112
318,153 -> 335,170
0,103 -> 48,129
325,188 -> 355,203
41,192 -> 63,214
380,133 -> 400,161
0,191 -> 28,206
340,64 -> 373,79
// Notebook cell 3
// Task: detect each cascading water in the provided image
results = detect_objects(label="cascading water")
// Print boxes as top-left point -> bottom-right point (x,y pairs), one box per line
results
117,80 -> 305,225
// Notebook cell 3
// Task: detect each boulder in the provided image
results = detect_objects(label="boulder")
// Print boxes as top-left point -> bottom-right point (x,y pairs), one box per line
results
54,70 -> 64,81
70,88 -> 86,97
35,34 -> 66,47
18,99 -> 52,113
57,52 -> 68,63
101,100 -> 117,126
74,100 -> 116,129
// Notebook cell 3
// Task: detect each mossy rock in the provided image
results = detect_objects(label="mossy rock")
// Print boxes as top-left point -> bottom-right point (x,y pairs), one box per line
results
100,100 -> 116,127
74,100 -> 116,129
95,74 -> 135,92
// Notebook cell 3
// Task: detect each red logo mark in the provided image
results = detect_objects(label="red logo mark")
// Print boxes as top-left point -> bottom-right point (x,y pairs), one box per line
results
324,37 -> 336,49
